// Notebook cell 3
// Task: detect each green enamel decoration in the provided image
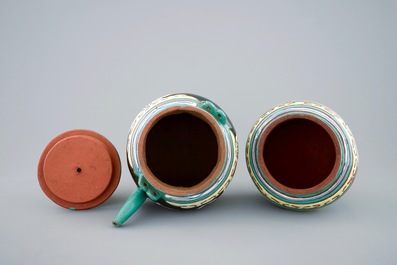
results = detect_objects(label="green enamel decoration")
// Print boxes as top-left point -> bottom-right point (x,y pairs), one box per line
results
199,101 -> 227,125
245,101 -> 358,210
138,174 -> 162,201
114,93 -> 238,226
112,188 -> 147,227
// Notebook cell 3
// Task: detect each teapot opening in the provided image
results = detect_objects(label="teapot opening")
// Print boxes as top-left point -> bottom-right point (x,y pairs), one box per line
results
259,116 -> 341,194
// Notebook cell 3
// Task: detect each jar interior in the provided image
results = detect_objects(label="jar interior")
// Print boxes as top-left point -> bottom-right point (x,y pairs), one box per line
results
262,118 -> 336,190
145,112 -> 219,188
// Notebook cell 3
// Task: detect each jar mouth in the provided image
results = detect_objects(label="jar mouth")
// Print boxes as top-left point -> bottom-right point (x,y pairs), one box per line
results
258,115 -> 342,195
138,106 -> 226,196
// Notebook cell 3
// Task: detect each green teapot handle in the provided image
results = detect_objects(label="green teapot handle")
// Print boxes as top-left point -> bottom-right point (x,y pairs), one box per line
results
112,188 -> 147,227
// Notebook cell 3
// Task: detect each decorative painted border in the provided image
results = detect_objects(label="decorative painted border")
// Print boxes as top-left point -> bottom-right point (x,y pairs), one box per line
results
127,93 -> 238,210
246,101 -> 358,210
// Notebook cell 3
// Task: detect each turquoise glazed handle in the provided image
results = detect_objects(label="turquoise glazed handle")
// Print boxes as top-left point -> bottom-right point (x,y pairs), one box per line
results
112,188 -> 147,227
113,93 -> 238,226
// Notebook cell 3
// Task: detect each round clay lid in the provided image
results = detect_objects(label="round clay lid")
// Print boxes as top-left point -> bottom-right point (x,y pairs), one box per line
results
38,130 -> 121,210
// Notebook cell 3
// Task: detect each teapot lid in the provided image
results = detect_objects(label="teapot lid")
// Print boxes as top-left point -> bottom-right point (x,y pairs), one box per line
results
38,130 -> 121,210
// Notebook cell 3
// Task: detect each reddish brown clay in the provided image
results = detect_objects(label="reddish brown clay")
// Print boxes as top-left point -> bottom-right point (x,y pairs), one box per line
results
38,130 -> 121,210
258,115 -> 342,195
138,106 -> 226,196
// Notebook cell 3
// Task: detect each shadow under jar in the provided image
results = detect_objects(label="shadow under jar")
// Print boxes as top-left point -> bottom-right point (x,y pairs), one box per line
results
113,94 -> 238,226
246,101 -> 358,210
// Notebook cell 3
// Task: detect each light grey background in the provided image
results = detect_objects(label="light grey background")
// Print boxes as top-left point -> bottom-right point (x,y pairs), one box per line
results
1,1 -> 396,264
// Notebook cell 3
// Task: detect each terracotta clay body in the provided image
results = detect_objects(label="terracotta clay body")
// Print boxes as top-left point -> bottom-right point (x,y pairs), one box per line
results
113,94 -> 238,226
246,101 -> 358,210
138,106 -> 226,196
259,116 -> 341,195
38,130 -> 121,210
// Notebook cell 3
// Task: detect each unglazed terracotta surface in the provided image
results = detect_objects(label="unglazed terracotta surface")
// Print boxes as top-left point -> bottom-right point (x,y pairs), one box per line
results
128,94 -> 238,209
246,101 -> 358,210
113,93 -> 238,226
38,130 -> 121,210
262,118 -> 338,191
138,106 -> 227,196
145,112 -> 219,188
